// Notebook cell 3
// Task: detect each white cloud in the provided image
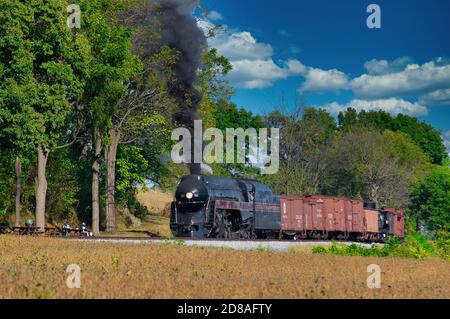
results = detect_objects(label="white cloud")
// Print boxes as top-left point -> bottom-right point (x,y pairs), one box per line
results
319,98 -> 428,117
350,59 -> 450,99
208,10 -> 223,21
196,18 -> 216,37
364,56 -> 413,75
198,16 -> 450,105
228,58 -> 306,89
419,88 -> 450,106
210,31 -> 273,61
299,68 -> 348,93
285,59 -> 307,75
197,18 -> 306,89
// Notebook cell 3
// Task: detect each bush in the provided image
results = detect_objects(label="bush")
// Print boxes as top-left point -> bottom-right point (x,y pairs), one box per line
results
312,235 -> 448,260
436,238 -> 450,260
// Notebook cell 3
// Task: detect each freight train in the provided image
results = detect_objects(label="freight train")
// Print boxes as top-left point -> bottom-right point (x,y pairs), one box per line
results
170,175 -> 405,242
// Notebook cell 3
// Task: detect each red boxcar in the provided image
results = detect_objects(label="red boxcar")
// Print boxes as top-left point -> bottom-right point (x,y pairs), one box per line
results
280,195 -> 368,240
280,195 -> 406,241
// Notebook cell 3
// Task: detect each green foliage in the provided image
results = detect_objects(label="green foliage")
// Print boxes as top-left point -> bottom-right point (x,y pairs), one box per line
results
0,0 -> 90,152
46,148 -> 81,224
312,235 -> 449,260
0,207 -> 6,221
211,99 -> 266,177
262,107 -> 337,196
410,165 -> 450,233
325,126 -> 430,207
214,99 -> 265,132
116,146 -> 149,193
79,0 -> 143,135
338,108 -> 447,165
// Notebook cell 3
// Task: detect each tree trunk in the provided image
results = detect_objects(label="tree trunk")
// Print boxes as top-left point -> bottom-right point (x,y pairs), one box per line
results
15,157 -> 22,227
35,148 -> 49,232
105,128 -> 120,232
369,183 -> 380,209
91,129 -> 101,236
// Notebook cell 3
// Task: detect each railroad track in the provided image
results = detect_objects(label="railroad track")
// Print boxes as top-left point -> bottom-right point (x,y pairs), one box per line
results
1,231 -> 384,252
73,236 -> 384,252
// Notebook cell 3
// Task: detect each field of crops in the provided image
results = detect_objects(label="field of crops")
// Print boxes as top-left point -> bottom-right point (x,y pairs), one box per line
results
0,235 -> 449,299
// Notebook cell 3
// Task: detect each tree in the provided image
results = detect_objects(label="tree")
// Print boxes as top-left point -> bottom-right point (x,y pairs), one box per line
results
410,165 -> 450,234
263,107 -> 336,196
392,114 -> 447,165
337,108 -> 447,165
198,48 -> 232,130
98,1 -> 187,232
0,0 -> 90,230
76,0 -> 143,233
212,99 -> 265,177
326,126 -> 430,208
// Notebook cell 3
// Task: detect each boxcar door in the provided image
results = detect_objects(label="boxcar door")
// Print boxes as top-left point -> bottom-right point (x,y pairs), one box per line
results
334,198 -> 346,232
293,199 -> 304,231
324,198 -> 334,232
344,200 -> 354,233
281,198 -> 298,232
280,198 -> 290,231
312,201 -> 324,231
351,200 -> 365,233
303,200 -> 313,231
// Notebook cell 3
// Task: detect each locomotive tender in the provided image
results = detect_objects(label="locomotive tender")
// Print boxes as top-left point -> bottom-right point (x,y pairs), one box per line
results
170,175 -> 405,241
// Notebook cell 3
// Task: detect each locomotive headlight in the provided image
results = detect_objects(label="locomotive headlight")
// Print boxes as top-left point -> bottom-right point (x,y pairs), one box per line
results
186,192 -> 194,200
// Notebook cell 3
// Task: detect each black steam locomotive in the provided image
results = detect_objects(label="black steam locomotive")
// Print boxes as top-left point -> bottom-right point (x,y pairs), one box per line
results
170,175 -> 281,239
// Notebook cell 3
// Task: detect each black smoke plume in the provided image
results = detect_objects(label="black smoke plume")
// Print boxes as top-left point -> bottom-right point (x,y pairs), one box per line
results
122,0 -> 207,174
154,0 -> 206,174
154,0 -> 206,125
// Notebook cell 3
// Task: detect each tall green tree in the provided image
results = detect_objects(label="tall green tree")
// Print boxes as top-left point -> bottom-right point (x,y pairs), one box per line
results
263,107 -> 336,196
338,108 -> 447,165
326,126 -> 430,208
212,99 -> 265,177
0,0 -> 90,230
76,0 -> 143,233
410,165 -> 450,234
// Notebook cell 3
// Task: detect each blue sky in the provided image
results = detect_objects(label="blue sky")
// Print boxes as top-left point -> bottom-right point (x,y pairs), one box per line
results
198,0 -> 450,151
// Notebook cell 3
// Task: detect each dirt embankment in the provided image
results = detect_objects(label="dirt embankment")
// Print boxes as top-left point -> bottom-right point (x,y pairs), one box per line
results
136,190 -> 173,216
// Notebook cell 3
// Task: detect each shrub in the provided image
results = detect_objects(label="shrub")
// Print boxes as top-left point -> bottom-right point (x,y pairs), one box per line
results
312,235 -> 448,260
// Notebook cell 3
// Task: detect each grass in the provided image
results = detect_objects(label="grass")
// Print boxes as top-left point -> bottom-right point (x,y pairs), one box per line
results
0,235 -> 449,299
311,235 -> 450,260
